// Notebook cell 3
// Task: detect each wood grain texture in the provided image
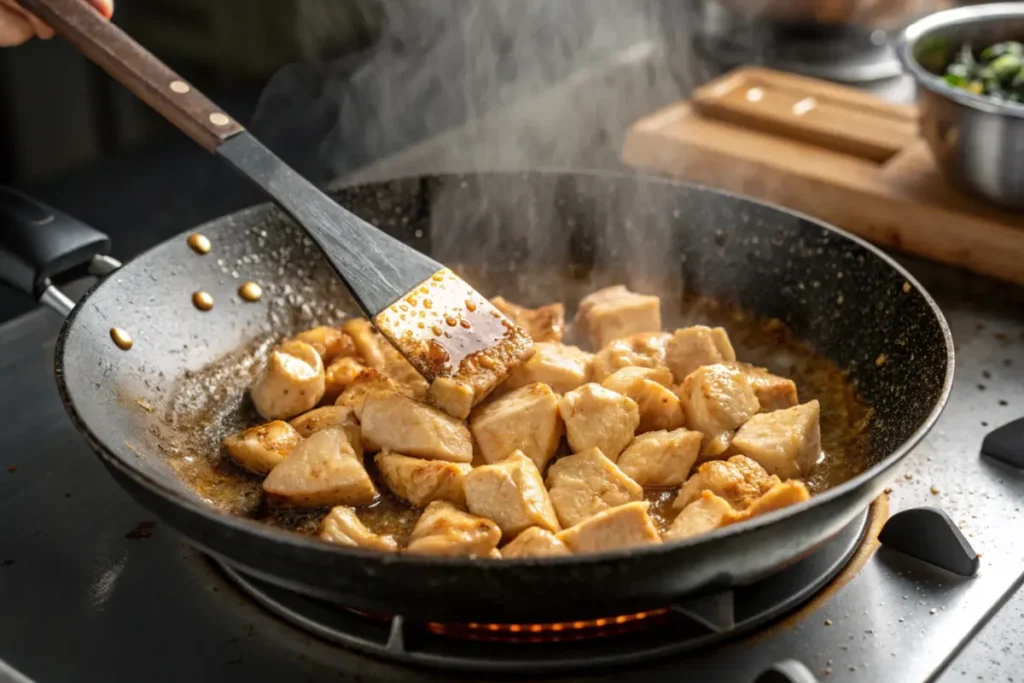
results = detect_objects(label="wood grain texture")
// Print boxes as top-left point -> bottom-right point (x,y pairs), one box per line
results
19,0 -> 243,152
623,68 -> 1024,286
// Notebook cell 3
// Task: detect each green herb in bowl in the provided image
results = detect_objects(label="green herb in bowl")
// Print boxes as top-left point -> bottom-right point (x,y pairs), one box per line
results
944,41 -> 1024,103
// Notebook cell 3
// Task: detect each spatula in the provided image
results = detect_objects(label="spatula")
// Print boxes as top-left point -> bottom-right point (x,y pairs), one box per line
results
21,0 -> 534,418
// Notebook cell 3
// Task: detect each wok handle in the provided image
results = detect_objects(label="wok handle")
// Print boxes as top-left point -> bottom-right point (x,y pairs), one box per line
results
0,187 -> 118,316
18,0 -> 244,153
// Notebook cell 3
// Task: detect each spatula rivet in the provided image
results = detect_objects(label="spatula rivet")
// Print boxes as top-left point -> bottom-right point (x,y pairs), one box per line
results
209,112 -> 230,127
169,80 -> 190,94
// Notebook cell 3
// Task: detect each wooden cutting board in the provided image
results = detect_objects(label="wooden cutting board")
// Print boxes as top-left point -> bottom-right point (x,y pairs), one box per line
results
622,67 -> 1024,286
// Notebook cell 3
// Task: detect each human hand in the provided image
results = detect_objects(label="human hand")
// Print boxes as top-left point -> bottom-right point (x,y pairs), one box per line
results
0,0 -> 113,47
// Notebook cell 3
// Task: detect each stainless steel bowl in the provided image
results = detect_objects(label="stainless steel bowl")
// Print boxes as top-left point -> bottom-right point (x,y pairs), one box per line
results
898,3 -> 1024,209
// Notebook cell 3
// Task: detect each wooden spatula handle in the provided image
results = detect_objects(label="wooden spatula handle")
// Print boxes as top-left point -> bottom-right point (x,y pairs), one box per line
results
19,0 -> 244,152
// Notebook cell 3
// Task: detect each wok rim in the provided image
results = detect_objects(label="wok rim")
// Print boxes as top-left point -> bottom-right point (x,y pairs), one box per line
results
52,170 -> 955,571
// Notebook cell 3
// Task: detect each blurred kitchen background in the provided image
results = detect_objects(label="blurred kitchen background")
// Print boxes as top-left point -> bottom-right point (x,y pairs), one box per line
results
0,0 -> 964,320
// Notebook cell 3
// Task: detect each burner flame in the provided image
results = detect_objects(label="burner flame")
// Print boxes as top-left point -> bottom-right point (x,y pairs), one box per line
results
425,608 -> 671,642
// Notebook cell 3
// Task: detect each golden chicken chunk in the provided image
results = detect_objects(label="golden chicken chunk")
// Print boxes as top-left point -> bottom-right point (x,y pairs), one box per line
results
342,318 -> 429,399
318,506 -> 398,551
730,401 -> 821,479
558,383 -> 640,461
501,527 -> 571,558
289,405 -> 362,460
469,383 -> 564,470
724,361 -> 799,412
601,366 -> 685,433
664,490 -> 734,541
545,447 -> 644,528
742,479 -> 810,517
590,332 -> 671,383
500,342 -> 593,395
293,326 -> 357,364
492,296 -> 566,343
617,429 -> 703,487
557,501 -> 661,553
361,391 -> 473,463
664,325 -> 736,383
577,285 -> 662,349
464,452 -> 560,538
222,420 -> 303,476
678,363 -> 760,458
263,427 -> 377,507
334,369 -> 404,419
323,356 -> 367,403
251,340 -> 326,420
673,455 -> 780,511
406,501 -> 502,558
375,450 -> 471,507
427,378 -> 476,421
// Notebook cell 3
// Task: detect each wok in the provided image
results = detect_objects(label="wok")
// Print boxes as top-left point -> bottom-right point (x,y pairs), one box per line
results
0,172 -> 952,623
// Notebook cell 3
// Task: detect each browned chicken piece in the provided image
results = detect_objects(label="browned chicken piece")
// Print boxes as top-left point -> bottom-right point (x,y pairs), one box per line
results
469,383 -> 564,471
590,332 -> 671,383
664,325 -> 737,383
557,501 -> 662,553
322,356 -> 367,403
405,501 -> 502,558
491,296 -> 566,343
464,452 -> 560,538
664,491 -> 734,541
678,363 -> 760,458
293,326 -> 357,364
730,401 -> 821,479
616,429 -> 703,487
577,285 -> 662,349
426,378 -> 476,421
263,427 -> 377,507
741,479 -> 810,517
601,366 -> 685,433
251,340 -> 326,420
374,450 -> 471,507
501,527 -> 571,558
342,318 -> 429,399
222,420 -> 303,476
334,369 -> 405,419
500,342 -> 593,395
673,455 -> 780,511
360,391 -> 473,463
545,447 -> 644,528
558,383 -> 640,462
723,361 -> 799,412
289,405 -> 362,460
318,506 -> 398,551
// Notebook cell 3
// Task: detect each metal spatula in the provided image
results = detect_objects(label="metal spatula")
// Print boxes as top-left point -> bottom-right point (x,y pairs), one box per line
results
21,0 -> 534,417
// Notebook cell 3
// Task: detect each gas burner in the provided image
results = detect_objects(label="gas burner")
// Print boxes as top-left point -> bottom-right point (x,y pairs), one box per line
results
216,505 -> 874,674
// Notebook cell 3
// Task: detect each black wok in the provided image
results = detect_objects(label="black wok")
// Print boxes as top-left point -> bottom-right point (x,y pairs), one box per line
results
0,172 -> 952,623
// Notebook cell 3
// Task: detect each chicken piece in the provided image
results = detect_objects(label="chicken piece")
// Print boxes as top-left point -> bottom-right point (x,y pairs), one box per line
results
545,447 -> 644,528
251,340 -> 326,420
293,326 -> 357,364
723,361 -> 799,412
289,405 -> 362,460
673,455 -> 780,511
491,296 -> 566,343
558,383 -> 639,461
664,326 -> 737,382
664,491 -> 734,541
342,318 -> 429,399
730,401 -> 820,479
334,369 -> 404,419
616,429 -> 703,487
601,366 -> 685,433
500,342 -> 593,395
427,378 -> 476,421
678,363 -> 760,458
375,450 -> 471,507
406,501 -> 502,558
469,383 -> 563,470
318,506 -> 398,551
500,527 -> 571,558
323,356 -> 367,403
577,285 -> 662,349
464,452 -> 560,538
741,479 -> 810,518
590,332 -> 671,383
263,427 -> 377,507
222,420 -> 303,476
360,391 -> 473,463
556,501 -> 661,553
